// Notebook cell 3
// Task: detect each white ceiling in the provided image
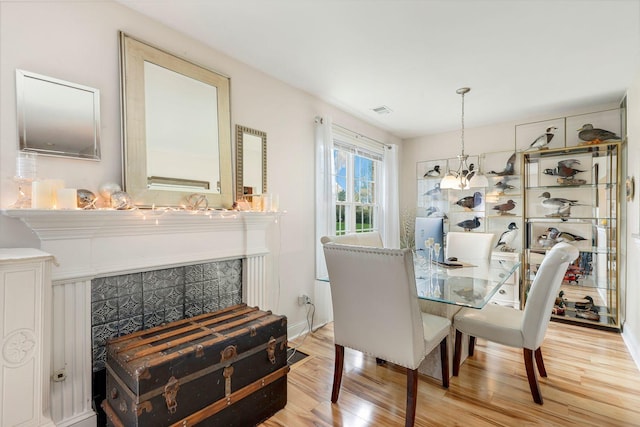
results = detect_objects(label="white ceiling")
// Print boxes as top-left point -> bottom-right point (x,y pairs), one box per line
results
116,0 -> 640,139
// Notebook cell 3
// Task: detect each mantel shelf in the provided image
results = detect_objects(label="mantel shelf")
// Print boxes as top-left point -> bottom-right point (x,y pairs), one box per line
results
2,209 -> 282,241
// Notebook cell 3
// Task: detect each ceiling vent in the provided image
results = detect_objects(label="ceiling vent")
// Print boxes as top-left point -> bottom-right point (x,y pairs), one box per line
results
372,105 -> 393,115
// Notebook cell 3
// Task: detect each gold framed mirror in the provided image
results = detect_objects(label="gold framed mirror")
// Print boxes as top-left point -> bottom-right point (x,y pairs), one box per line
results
119,32 -> 233,208
235,125 -> 267,202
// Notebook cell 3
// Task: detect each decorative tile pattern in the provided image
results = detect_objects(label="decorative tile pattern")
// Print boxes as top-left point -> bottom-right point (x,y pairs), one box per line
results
185,302 -> 203,318
203,280 -> 219,299
143,267 -> 185,290
143,311 -> 165,330
118,294 -> 143,319
118,315 -> 143,337
91,277 -> 118,302
92,322 -> 119,348
90,259 -> 243,372
165,305 -> 183,323
116,273 -> 142,296
91,299 -> 118,325
185,264 -> 204,283
203,300 -> 220,313
185,282 -> 204,303
203,262 -> 218,280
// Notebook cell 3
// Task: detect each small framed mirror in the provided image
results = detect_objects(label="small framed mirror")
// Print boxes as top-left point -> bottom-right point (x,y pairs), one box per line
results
120,33 -> 233,208
236,125 -> 267,201
16,69 -> 101,160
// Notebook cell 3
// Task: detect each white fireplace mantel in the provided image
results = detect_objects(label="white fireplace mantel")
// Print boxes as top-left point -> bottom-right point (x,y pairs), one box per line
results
1,208 -> 281,427
2,209 -> 280,281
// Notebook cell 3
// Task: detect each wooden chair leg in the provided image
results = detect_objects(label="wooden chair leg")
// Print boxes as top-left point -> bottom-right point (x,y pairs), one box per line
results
468,336 -> 476,357
453,330 -> 462,376
439,338 -> 449,388
523,348 -> 543,404
405,368 -> 418,427
534,347 -> 547,377
331,344 -> 345,403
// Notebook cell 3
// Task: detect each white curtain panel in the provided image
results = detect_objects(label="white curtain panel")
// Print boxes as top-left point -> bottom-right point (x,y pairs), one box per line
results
382,144 -> 400,248
314,116 -> 334,279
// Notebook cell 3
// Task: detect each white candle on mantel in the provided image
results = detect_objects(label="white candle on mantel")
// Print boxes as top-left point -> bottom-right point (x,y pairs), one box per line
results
56,188 -> 77,209
31,181 -> 53,209
262,193 -> 272,212
251,195 -> 262,211
270,193 -> 279,212
47,179 -> 65,207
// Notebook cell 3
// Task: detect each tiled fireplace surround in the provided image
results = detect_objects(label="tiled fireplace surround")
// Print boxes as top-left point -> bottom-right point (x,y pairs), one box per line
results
3,209 -> 279,427
90,259 -> 243,372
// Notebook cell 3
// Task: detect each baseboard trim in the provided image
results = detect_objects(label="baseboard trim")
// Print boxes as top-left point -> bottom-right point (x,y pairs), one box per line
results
54,411 -> 96,427
622,323 -> 640,373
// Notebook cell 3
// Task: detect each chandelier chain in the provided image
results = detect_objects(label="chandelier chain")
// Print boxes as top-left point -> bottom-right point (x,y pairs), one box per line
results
460,90 -> 465,157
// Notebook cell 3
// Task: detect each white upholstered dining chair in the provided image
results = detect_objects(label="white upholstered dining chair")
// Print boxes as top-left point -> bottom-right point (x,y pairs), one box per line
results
445,231 -> 494,263
322,242 -> 451,427
320,231 -> 383,247
452,242 -> 579,404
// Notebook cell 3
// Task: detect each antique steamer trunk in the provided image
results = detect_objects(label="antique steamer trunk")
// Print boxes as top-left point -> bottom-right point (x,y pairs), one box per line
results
101,304 -> 288,426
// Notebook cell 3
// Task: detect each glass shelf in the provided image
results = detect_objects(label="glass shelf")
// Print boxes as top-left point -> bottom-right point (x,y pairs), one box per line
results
524,182 -> 617,190
523,140 -> 620,330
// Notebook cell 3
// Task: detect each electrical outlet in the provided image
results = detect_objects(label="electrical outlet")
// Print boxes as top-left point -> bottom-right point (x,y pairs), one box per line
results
52,369 -> 66,382
298,294 -> 311,305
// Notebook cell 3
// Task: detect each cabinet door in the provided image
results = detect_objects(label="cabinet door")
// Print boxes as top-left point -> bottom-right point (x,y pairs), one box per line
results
416,159 -> 448,218
523,142 -> 619,330
0,251 -> 54,426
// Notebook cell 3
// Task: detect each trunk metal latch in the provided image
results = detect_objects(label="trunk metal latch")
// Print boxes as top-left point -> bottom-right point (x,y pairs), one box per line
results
163,376 -> 180,414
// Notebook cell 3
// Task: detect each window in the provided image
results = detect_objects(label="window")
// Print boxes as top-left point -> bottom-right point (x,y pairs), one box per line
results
315,117 -> 399,279
332,129 -> 383,235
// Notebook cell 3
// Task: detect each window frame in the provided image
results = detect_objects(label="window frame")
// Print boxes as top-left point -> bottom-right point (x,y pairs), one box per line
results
331,140 -> 382,235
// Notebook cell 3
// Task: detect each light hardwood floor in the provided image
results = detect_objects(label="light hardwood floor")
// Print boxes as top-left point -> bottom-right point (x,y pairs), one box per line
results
261,321 -> 640,426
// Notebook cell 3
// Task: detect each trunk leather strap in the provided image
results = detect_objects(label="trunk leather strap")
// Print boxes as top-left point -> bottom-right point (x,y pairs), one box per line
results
169,365 -> 290,427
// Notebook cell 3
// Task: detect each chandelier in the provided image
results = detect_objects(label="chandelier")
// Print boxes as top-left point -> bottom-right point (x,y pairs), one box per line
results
440,87 -> 488,190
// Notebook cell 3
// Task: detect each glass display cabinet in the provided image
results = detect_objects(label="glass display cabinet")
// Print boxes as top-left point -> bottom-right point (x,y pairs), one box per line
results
416,154 -> 523,308
417,156 -> 488,233
522,142 -> 620,330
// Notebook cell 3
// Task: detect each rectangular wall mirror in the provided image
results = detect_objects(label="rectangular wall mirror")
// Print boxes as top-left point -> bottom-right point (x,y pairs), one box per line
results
16,69 -> 101,160
236,125 -> 267,201
119,32 -> 233,208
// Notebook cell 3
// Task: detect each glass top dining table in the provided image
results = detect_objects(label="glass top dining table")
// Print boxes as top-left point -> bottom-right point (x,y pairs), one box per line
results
413,250 -> 520,309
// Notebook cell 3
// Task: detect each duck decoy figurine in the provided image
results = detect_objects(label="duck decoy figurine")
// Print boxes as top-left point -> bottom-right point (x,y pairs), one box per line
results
558,158 -> 581,168
424,165 -> 441,177
537,232 -> 556,248
494,180 -> 517,193
578,124 -> 620,145
546,227 -> 587,243
463,163 -> 475,180
424,182 -> 441,196
492,199 -> 516,215
539,191 -> 584,216
455,191 -> 483,210
488,152 -> 516,176
574,295 -> 595,310
528,126 -> 557,150
543,161 -> 586,179
495,222 -> 518,251
456,216 -> 481,231
425,206 -> 447,218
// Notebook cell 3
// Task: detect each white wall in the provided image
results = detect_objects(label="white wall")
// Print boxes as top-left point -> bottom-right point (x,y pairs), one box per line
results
623,69 -> 640,369
0,1 -> 399,334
